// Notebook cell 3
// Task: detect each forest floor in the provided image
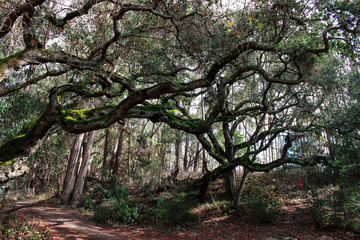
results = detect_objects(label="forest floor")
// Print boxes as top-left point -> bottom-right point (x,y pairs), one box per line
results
13,195 -> 360,240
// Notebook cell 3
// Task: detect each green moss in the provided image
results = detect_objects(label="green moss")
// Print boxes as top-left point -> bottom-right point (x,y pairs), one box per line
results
59,107 -> 113,127
19,116 -> 40,134
0,51 -> 24,79
165,111 -> 203,128
68,109 -> 89,118
134,105 -> 163,112
62,105 -> 116,121
13,134 -> 27,139
0,159 -> 15,167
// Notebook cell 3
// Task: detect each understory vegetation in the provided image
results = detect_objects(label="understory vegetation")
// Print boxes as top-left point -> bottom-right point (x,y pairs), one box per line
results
0,211 -> 53,240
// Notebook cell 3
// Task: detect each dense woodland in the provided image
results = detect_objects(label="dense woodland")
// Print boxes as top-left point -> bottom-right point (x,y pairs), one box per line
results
0,0 -> 359,238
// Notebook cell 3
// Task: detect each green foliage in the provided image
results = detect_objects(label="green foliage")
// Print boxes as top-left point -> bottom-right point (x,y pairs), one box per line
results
0,212 -> 53,239
244,174 -> 282,208
248,199 -> 277,224
305,189 -> 328,225
155,193 -> 198,225
91,177 -> 139,224
305,183 -> 360,232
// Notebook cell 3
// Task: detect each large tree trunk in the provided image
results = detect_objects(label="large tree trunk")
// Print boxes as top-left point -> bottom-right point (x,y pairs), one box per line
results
102,128 -> 111,179
183,133 -> 189,171
159,124 -> 166,172
113,122 -> 127,177
193,142 -> 200,172
70,131 -> 96,207
233,168 -> 249,209
61,133 -> 84,204
224,169 -> 237,200
198,176 -> 211,202
174,132 -> 181,170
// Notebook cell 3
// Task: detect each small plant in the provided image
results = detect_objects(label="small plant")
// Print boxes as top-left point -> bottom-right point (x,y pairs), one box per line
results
0,212 -> 53,239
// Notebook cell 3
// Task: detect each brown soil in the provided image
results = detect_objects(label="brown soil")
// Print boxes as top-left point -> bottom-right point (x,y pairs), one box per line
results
14,196 -> 360,240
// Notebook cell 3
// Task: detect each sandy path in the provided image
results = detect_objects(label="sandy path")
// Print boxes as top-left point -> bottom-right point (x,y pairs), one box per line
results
15,197 -> 121,240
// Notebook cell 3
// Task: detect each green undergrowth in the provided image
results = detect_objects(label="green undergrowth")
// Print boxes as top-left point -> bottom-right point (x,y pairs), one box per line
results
76,167 -> 360,232
90,177 -> 139,224
0,211 -> 53,239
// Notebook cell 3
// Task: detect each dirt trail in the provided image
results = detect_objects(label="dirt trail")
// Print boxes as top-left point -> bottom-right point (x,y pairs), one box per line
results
15,197 -> 123,240
14,196 -> 360,240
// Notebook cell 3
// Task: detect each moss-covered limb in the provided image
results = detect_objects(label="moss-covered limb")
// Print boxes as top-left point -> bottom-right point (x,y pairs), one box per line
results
61,105 -> 117,120
0,51 -> 27,81
0,107 -> 57,165
0,158 -> 30,184
58,82 -> 177,133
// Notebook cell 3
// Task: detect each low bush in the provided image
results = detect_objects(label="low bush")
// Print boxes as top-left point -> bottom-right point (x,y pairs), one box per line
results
305,183 -> 360,232
155,192 -> 198,225
91,177 -> 139,224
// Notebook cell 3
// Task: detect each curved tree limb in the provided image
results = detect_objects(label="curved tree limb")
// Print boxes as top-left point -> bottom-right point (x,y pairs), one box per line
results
0,0 -> 46,40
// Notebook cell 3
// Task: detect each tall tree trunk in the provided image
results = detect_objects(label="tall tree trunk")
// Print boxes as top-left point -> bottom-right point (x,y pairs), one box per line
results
127,128 -> 132,181
102,128 -> 110,179
198,176 -> 210,202
183,133 -> 189,171
174,132 -> 181,170
159,124 -> 166,172
61,133 -> 84,204
224,168 -> 237,200
70,131 -> 96,207
113,121 -> 127,177
193,142 -> 200,172
202,147 -> 207,174
109,132 -> 119,173
233,168 -> 249,209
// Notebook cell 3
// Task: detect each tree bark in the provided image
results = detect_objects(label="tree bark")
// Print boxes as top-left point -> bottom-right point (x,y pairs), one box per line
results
61,133 -> 84,204
198,176 -> 210,202
174,132 -> 181,170
113,121 -> 127,177
193,142 -> 200,172
0,158 -> 30,184
224,168 -> 237,200
159,124 -> 166,172
102,128 -> 110,178
233,168 -> 249,209
70,131 -> 96,207
183,133 -> 189,171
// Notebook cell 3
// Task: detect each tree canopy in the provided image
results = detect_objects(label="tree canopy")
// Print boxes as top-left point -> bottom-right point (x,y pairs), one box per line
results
0,0 -> 359,184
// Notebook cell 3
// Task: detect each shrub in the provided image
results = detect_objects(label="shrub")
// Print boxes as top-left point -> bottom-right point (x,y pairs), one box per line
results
156,193 -> 198,225
91,177 -> 139,224
305,189 -> 328,225
305,184 -> 360,231
247,199 -> 277,224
